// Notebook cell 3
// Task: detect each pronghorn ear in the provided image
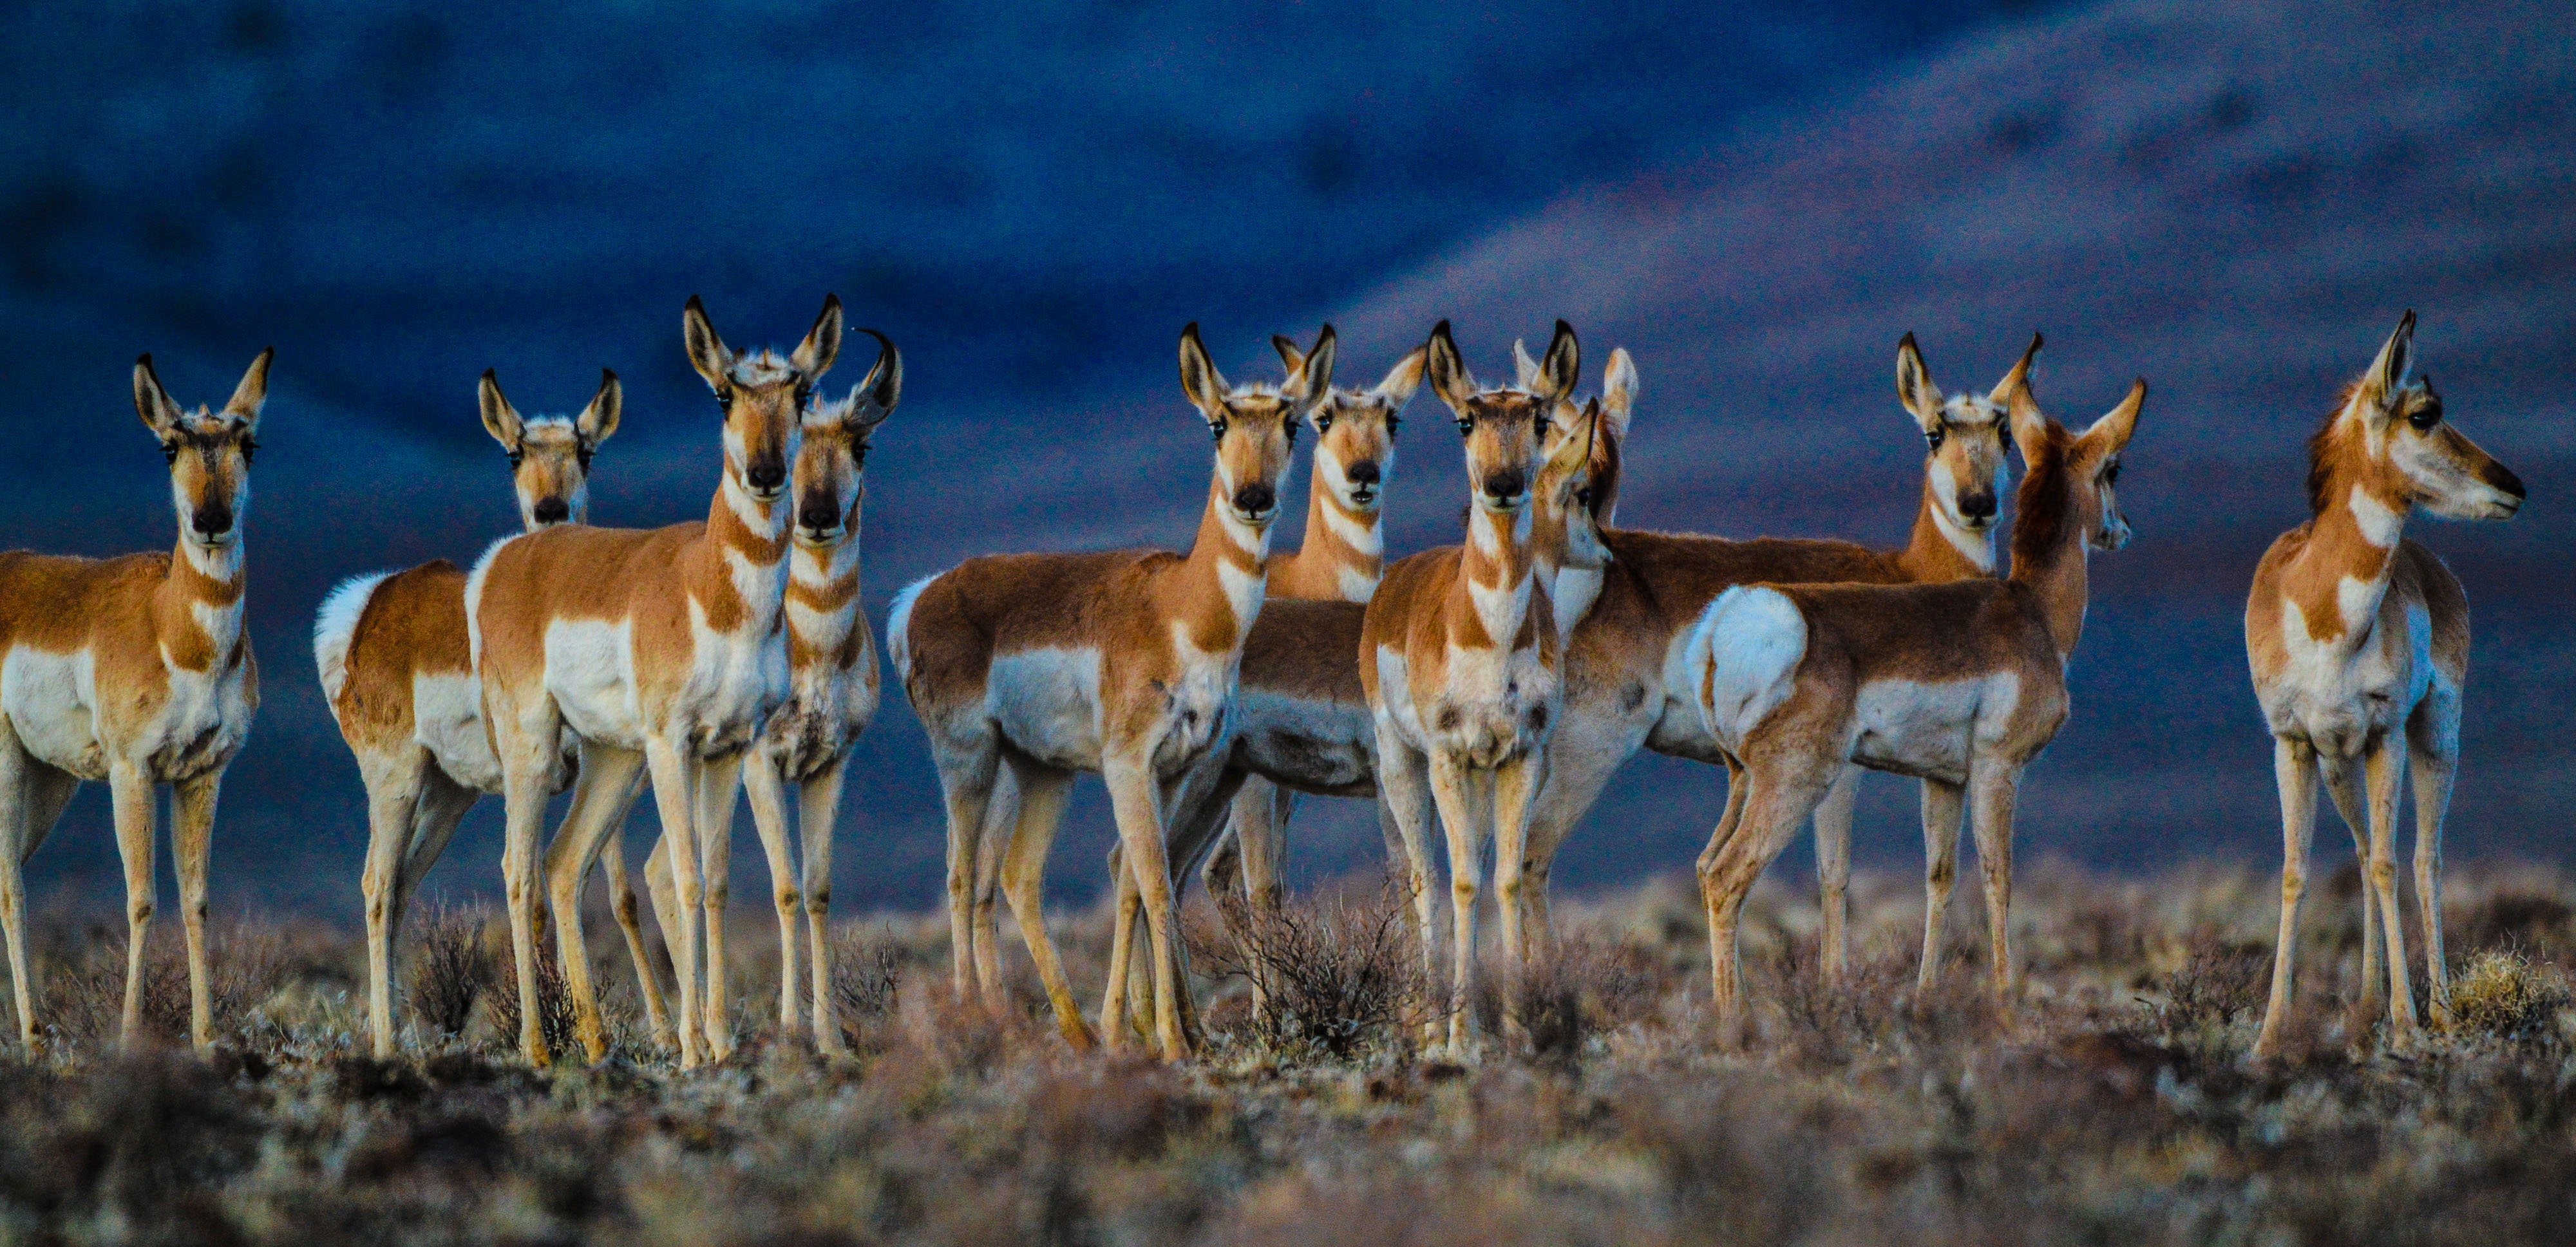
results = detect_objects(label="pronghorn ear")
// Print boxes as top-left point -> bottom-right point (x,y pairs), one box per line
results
2006,374 -> 2052,460
1285,325 -> 1338,412
2081,378 -> 2146,455
478,369 -> 524,448
1987,332 -> 2041,411
1373,346 -> 1427,410
793,293 -> 844,380
1535,320 -> 1580,406
225,346 -> 274,431
1895,332 -> 1941,431
849,328 -> 902,426
2362,309 -> 2417,409
1601,347 -> 1638,440
133,354 -> 182,436
1424,321 -> 1476,415
1511,339 -> 1544,390
578,369 -> 623,445
1548,397 -> 1604,476
1177,323 -> 1229,417
1271,334 -> 1306,377
683,295 -> 734,391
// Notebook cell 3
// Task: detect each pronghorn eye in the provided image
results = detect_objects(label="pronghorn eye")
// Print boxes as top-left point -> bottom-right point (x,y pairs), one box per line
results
240,437 -> 258,464
507,447 -> 526,469
2407,407 -> 2441,431
575,447 -> 594,470
1285,419 -> 1300,447
1575,486 -> 1593,509
1385,414 -> 1400,435
160,442 -> 179,465
715,388 -> 735,409
1209,420 -> 1226,444
2104,462 -> 2121,486
1926,427 -> 1946,451
1456,415 -> 1474,435
795,384 -> 814,408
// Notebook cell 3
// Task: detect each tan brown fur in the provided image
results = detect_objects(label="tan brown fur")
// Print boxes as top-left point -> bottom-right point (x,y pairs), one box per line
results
1687,371 -> 2145,1045
894,323 -> 1331,1059
475,295 -> 842,1069
0,349 -> 270,1053
2246,312 -> 2523,1058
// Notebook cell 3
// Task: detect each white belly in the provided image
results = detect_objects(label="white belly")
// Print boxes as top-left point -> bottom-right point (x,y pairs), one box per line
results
415,671 -> 505,792
544,617 -> 647,749
988,647 -> 1104,771
1,647 -> 108,779
1848,675 -> 2009,785
1231,686 -> 1374,796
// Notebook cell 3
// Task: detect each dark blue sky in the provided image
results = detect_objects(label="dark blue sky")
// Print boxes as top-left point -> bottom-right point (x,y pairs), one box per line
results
3,0 -> 2568,920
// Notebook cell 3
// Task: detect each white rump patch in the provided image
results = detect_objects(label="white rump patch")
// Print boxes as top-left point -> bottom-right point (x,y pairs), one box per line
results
885,574 -> 938,680
313,570 -> 395,707
1693,586 -> 1808,745
461,534 -> 522,669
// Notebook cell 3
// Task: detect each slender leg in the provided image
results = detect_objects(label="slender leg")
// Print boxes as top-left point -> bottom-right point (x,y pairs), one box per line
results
642,835 -> 682,1040
540,743 -> 648,1063
694,753 -> 745,1062
1425,750 -> 1490,1053
742,754 -> 802,1036
1967,760 -> 2023,1004
970,767 -> 1018,1005
357,748 -> 430,1058
1914,777 -> 1965,1004
1101,751 -> 1189,1059
931,738 -> 1001,1000
1517,720 -> 1632,960
0,729 -> 43,1050
2362,741 -> 2420,1045
2252,736 -> 2318,1060
640,736 -> 704,1069
1492,747 -> 1548,1035
1225,777 -> 1283,1013
1698,753 -> 1837,1048
107,762 -> 158,1048
1811,767 -> 1860,989
583,767 -> 667,1047
393,770 -> 478,950
169,770 -> 224,1053
1372,723 -> 1442,1045
2320,758 -> 2383,1027
994,760 -> 1094,1047
1100,842 -> 1140,1047
2405,689 -> 2459,1027
799,759 -> 850,1054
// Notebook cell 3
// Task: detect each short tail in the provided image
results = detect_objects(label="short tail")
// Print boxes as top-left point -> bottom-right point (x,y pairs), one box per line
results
884,573 -> 937,683
312,570 -> 395,712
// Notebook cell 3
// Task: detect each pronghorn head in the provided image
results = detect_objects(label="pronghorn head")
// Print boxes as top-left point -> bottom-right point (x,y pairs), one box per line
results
1535,393 -> 1615,575
2007,370 -> 2146,560
1179,322 -> 1334,528
1536,344 -> 1634,527
1896,332 -> 2031,539
1276,333 -> 1421,514
684,294 -> 844,505
2308,311 -> 2524,524
1427,319 -> 1577,515
793,329 -> 902,547
478,368 -> 621,530
133,348 -> 270,552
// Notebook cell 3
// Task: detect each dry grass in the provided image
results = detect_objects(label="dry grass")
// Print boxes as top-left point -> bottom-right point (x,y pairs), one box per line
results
0,860 -> 2573,1244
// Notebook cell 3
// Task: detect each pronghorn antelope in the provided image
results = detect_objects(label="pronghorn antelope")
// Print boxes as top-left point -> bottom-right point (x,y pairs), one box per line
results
1201,334 -> 1421,964
625,335 -> 900,1056
0,350 -> 269,1053
1685,368 -> 2144,1044
316,368 -> 647,1059
470,295 -> 840,1068
893,323 -> 1331,1058
1361,319 -> 1586,1051
1507,336 -> 2028,988
2247,312 -> 2523,1059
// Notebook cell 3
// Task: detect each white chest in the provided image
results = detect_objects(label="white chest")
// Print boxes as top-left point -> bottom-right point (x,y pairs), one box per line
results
2263,592 -> 2431,755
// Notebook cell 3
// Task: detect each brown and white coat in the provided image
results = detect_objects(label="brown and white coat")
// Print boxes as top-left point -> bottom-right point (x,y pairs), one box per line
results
469,295 -> 841,1068
2246,312 -> 2523,1058
1361,320 -> 1585,1050
891,323 -> 1329,1058
317,368 -> 634,1058
1685,371 -> 2144,1044
0,350 -> 270,1053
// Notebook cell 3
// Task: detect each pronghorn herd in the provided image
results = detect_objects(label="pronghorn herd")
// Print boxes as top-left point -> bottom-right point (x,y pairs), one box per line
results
0,301 -> 2526,1069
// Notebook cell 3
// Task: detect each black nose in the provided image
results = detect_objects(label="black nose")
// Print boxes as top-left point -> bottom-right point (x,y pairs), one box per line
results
2488,462 -> 2528,502
531,497 -> 570,525
800,495 -> 842,532
747,460 -> 786,492
1346,460 -> 1381,486
1233,482 -> 1276,516
1482,469 -> 1526,501
1958,491 -> 1997,521
192,503 -> 232,538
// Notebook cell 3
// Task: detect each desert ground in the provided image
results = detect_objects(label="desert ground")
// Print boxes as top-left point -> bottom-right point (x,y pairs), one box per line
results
3,858 -> 2573,1245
